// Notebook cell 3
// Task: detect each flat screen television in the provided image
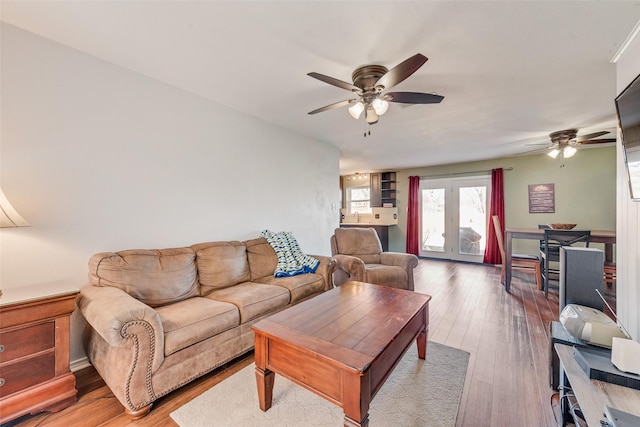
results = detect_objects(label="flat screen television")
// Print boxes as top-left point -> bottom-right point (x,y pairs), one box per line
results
616,72 -> 640,200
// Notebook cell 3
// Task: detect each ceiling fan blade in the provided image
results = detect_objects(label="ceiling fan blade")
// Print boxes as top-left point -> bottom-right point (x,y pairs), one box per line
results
308,99 -> 356,115
307,72 -> 360,92
386,91 -> 444,104
575,131 -> 610,142
522,147 -> 551,155
524,142 -> 553,147
578,138 -> 617,145
374,54 -> 428,89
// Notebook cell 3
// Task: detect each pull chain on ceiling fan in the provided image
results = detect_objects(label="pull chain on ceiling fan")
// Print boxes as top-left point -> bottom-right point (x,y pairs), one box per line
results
307,54 -> 444,135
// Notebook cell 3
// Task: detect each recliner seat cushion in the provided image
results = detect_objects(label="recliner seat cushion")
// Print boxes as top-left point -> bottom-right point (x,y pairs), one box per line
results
364,264 -> 408,289
155,297 -> 239,356
192,241 -> 250,294
88,248 -> 199,307
206,282 -> 290,323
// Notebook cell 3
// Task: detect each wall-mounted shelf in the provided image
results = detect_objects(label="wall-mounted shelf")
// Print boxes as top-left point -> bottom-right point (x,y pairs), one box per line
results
376,172 -> 396,207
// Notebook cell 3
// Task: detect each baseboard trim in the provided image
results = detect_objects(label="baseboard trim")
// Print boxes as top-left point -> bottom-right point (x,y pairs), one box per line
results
70,357 -> 91,372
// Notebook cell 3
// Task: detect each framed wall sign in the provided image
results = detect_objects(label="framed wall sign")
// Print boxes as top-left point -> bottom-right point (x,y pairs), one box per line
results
528,183 -> 555,213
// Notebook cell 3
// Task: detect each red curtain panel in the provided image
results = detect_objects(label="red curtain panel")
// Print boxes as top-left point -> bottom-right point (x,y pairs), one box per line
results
483,168 -> 505,264
406,176 -> 420,255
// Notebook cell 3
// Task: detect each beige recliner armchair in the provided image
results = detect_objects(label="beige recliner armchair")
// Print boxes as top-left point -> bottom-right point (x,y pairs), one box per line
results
330,227 -> 419,290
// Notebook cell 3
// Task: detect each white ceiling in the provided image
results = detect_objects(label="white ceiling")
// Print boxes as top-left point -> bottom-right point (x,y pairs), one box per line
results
3,1 -> 640,174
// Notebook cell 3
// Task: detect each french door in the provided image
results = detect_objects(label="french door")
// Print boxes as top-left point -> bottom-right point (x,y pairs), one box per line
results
419,176 -> 490,263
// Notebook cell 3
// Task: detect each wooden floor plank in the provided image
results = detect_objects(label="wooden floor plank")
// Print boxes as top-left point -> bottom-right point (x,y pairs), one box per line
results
8,258 -> 580,427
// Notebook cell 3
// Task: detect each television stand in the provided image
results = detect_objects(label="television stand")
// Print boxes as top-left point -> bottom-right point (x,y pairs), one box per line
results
554,343 -> 640,426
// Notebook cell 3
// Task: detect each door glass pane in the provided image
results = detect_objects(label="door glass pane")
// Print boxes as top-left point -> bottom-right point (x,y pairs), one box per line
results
458,186 -> 487,255
421,188 -> 445,252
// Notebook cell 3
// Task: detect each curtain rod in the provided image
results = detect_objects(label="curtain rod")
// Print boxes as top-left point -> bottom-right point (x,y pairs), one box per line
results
419,167 -> 513,179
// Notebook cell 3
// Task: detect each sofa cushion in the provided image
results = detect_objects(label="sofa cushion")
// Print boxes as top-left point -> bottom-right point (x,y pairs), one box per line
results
88,248 -> 199,307
192,241 -> 250,294
205,282 -> 290,323
365,264 -> 408,288
334,228 -> 382,264
245,237 -> 278,280
256,274 -> 325,303
155,297 -> 239,356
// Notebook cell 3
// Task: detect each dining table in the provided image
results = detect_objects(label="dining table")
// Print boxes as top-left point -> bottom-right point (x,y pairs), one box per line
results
503,227 -> 616,292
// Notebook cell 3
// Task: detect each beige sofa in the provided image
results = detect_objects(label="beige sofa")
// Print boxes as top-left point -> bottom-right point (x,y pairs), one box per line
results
77,237 -> 334,419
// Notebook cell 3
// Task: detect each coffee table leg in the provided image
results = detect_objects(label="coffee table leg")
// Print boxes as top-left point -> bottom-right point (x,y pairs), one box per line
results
416,328 -> 427,360
344,414 -> 369,427
343,370 -> 370,427
255,366 -> 274,411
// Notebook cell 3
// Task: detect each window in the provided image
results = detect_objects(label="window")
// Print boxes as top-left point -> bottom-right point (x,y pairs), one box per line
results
347,187 -> 372,214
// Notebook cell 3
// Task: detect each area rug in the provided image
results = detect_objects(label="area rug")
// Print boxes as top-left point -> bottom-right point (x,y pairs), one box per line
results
170,341 -> 469,427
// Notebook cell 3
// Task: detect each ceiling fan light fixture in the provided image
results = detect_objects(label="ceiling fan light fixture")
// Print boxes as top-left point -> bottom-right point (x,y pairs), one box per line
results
563,146 -> 577,158
371,97 -> 389,115
348,101 -> 365,119
548,148 -> 560,159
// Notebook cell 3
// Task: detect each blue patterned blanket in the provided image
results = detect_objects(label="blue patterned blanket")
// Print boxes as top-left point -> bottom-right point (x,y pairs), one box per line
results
260,230 -> 320,277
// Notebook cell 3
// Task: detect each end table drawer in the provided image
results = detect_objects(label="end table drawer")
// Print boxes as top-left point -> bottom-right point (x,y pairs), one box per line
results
0,352 -> 55,396
0,322 -> 55,363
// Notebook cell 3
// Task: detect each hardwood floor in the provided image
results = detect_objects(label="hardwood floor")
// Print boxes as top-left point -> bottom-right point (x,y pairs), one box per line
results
415,260 -> 560,427
8,259 -> 581,427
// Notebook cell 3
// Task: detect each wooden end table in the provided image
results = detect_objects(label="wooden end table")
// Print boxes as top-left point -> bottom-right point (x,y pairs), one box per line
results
252,281 -> 431,427
0,284 -> 79,424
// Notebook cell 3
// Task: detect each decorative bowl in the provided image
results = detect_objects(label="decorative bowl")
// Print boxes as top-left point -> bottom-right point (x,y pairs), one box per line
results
548,223 -> 577,230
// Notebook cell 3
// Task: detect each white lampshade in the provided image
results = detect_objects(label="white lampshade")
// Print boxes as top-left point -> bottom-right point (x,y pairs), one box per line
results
371,97 -> 389,115
563,146 -> 577,158
365,106 -> 379,124
0,187 -> 29,228
348,101 -> 365,119
547,148 -> 560,159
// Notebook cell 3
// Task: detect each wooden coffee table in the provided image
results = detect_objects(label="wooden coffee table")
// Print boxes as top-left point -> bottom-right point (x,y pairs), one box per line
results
252,281 -> 431,427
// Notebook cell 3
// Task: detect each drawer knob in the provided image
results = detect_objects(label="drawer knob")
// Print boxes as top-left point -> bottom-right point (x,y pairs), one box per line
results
0,378 -> 4,387
0,344 -> 4,353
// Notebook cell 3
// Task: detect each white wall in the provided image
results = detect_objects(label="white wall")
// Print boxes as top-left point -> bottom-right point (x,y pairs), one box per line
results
0,23 -> 340,363
616,27 -> 640,341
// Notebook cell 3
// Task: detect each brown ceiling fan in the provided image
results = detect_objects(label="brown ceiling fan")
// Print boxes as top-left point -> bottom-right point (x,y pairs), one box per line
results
307,54 -> 444,135
527,128 -> 616,159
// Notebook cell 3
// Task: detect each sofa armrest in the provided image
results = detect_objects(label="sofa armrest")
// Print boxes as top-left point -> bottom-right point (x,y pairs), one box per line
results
380,252 -> 419,271
77,285 -> 165,373
309,254 -> 337,291
332,254 -> 366,282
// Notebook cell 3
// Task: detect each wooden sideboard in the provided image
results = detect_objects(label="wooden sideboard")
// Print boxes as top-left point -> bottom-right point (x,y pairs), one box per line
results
0,284 -> 79,424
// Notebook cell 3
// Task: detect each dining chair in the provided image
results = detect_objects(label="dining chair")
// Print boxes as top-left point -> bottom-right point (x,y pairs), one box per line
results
538,224 -> 560,257
492,216 -> 542,290
540,229 -> 591,297
604,262 -> 616,287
